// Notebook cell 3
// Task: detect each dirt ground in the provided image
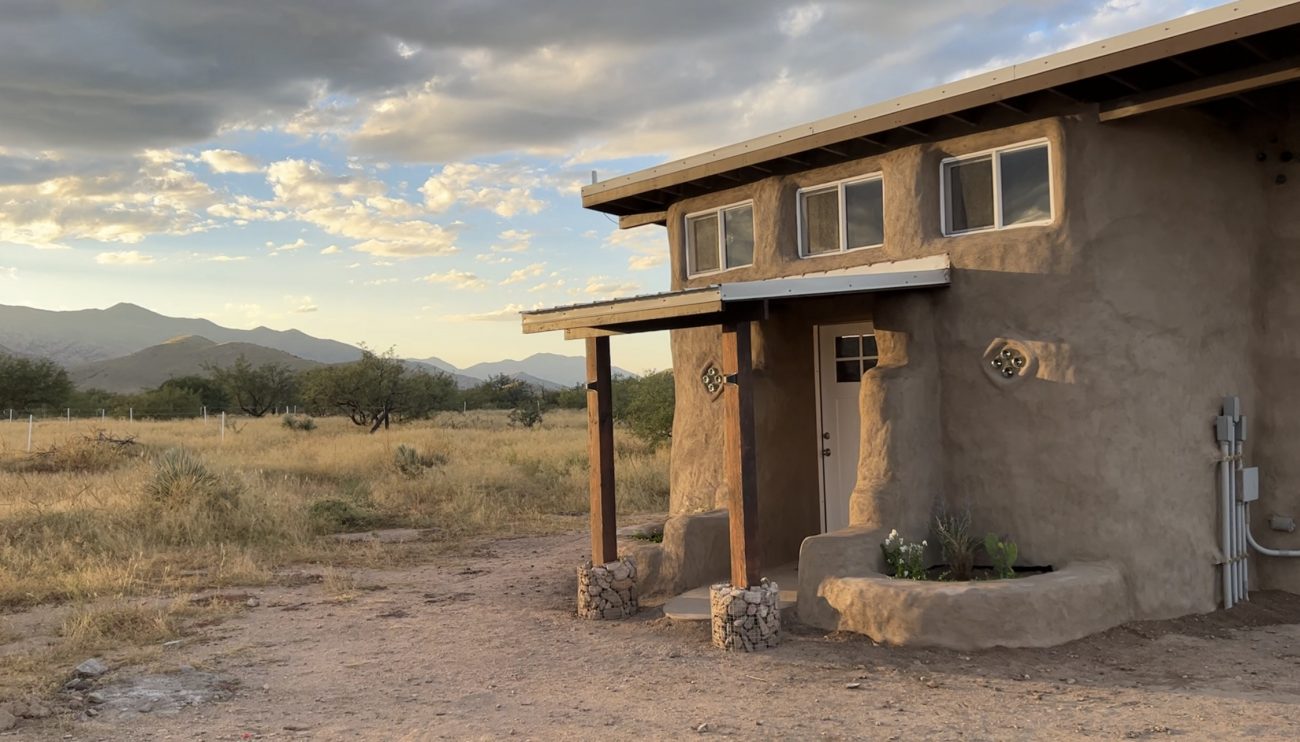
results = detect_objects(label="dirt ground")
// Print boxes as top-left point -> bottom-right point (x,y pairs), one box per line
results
10,532 -> 1300,741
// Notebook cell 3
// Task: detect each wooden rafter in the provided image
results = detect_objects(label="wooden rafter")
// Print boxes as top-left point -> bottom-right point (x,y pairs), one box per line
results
1100,55 -> 1300,122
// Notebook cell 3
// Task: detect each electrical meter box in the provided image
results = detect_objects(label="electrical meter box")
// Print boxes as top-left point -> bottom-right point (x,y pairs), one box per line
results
1237,467 -> 1259,503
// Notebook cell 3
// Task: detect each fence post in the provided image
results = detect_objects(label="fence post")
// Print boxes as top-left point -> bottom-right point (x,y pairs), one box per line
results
221,412 -> 226,442
26,415 -> 33,452
100,409 -> 105,423
129,407 -> 133,423
66,408 -> 71,423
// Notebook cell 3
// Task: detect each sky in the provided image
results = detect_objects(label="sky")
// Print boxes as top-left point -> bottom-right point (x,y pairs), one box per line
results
0,0 -> 1215,372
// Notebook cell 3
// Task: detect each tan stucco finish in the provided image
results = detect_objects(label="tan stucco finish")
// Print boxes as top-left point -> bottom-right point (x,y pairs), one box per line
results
646,104 -> 1300,637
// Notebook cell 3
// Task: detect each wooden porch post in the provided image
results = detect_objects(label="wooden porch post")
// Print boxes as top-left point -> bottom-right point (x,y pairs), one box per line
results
722,321 -> 759,588
586,336 -> 618,564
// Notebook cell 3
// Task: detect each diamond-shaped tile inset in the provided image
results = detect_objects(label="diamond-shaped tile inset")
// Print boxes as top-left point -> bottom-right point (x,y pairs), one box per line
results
701,364 -> 724,398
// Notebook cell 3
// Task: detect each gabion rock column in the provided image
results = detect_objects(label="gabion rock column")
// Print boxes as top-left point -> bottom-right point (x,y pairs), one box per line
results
577,557 -> 638,619
710,579 -> 780,651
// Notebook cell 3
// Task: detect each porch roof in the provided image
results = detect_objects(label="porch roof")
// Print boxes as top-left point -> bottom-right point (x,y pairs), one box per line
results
519,254 -> 950,339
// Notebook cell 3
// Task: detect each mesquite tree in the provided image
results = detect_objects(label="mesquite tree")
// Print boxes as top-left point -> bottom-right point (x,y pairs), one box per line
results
300,347 -> 455,432
206,356 -> 296,417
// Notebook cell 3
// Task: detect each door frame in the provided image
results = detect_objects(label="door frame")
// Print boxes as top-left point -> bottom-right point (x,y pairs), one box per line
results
812,320 -> 875,533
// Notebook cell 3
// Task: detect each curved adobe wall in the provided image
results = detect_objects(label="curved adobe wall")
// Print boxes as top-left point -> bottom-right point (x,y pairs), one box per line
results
820,562 -> 1131,650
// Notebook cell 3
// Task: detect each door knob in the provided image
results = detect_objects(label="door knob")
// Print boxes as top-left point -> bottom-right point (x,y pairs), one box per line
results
822,432 -> 831,440
822,448 -> 831,457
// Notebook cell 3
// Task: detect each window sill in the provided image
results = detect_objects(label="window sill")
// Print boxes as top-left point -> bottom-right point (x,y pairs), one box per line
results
942,218 -> 1053,238
798,243 -> 884,260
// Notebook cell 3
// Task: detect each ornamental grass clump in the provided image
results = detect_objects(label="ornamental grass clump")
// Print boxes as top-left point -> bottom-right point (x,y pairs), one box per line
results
881,529 -> 927,580
984,533 -> 1019,579
934,508 -> 979,581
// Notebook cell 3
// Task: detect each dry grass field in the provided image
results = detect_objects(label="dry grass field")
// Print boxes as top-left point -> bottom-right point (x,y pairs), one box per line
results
0,410 -> 668,703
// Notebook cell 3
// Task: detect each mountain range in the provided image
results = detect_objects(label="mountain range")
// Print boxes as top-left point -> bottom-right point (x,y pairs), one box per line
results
0,303 -> 634,392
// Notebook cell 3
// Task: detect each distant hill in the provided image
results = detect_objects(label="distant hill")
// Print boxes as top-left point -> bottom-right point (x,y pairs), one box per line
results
402,360 -> 481,390
1,303 -> 641,391
69,336 -> 324,393
0,302 -> 363,368
460,353 -> 636,388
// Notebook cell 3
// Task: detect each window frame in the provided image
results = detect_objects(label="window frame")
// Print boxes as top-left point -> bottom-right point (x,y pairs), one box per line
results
796,172 -> 885,259
684,199 -> 756,277
940,138 -> 1053,237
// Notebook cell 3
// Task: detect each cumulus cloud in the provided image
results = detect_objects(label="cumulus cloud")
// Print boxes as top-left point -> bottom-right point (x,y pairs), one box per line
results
420,163 -> 545,217
574,276 -> 640,299
205,254 -> 248,262
0,266 -> 17,279
500,262 -> 546,286
492,228 -> 533,253
320,245 -> 342,255
96,250 -> 155,265
269,237 -> 308,253
605,225 -> 669,272
418,269 -> 486,291
0,151 -> 216,249
199,149 -> 262,174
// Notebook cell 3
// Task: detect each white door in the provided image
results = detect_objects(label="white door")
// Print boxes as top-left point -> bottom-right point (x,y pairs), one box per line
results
816,322 -> 877,532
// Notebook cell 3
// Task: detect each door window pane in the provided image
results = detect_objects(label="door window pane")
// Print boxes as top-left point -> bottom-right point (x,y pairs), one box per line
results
1000,145 -> 1050,226
836,360 -> 861,383
834,335 -> 859,358
801,188 -> 839,255
862,334 -> 878,358
844,178 -> 884,248
688,214 -> 719,273
723,205 -> 754,268
945,157 -> 994,233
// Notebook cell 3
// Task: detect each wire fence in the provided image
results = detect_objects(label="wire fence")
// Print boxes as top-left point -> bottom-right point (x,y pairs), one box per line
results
1,406 -> 305,452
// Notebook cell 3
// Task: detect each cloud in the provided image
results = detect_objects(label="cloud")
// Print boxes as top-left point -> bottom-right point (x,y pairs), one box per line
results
261,158 -> 461,258
420,163 -> 545,217
0,151 -> 216,249
604,225 -> 669,272
500,262 -> 546,286
364,277 -> 398,286
441,303 -> 530,322
574,275 -> 640,299
199,149 -> 262,174
0,266 -> 16,279
418,269 -> 486,291
320,245 -> 342,255
779,4 -> 826,37
269,237 -> 308,253
285,295 -> 318,313
492,228 -> 532,253
205,254 -> 248,262
95,250 -> 155,265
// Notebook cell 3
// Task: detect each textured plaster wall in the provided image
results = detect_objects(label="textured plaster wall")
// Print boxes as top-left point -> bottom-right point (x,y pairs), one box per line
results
662,111 -> 1281,618
1251,100 -> 1300,594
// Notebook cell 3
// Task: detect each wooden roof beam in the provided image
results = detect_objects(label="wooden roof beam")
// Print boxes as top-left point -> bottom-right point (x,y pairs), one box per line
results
617,211 -> 668,230
1100,55 -> 1300,122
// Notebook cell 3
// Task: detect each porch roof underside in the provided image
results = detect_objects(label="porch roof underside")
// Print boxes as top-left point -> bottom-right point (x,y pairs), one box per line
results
583,1 -> 1300,221
519,255 -> 950,339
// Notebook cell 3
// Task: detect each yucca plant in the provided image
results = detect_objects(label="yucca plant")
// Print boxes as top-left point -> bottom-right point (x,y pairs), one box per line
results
935,507 -> 979,581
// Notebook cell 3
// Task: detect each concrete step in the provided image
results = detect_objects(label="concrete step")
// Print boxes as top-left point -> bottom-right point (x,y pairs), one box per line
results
663,564 -> 798,621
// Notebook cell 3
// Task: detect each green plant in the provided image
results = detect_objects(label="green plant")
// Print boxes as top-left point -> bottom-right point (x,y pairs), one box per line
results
984,533 -> 1019,579
393,444 -> 446,477
308,498 -> 379,533
281,414 -> 317,432
880,529 -> 927,580
145,449 -> 235,510
508,406 -> 543,429
934,508 -> 979,581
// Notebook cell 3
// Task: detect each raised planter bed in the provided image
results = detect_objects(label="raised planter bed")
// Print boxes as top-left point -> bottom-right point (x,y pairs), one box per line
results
819,561 -> 1131,650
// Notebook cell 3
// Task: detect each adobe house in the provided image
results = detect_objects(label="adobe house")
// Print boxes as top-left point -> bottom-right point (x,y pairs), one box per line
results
522,0 -> 1300,650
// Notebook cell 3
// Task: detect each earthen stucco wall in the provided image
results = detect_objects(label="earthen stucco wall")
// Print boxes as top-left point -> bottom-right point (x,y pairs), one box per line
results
662,110 -> 1291,618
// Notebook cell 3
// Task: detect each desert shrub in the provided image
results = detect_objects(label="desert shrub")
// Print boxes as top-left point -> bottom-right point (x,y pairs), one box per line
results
307,498 -> 379,533
984,533 -> 1019,579
394,444 -> 446,477
281,414 -> 317,432
144,449 -> 236,511
881,529 -> 927,580
508,406 -> 543,429
615,370 -> 674,447
934,507 -> 979,581
1,436 -> 132,474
